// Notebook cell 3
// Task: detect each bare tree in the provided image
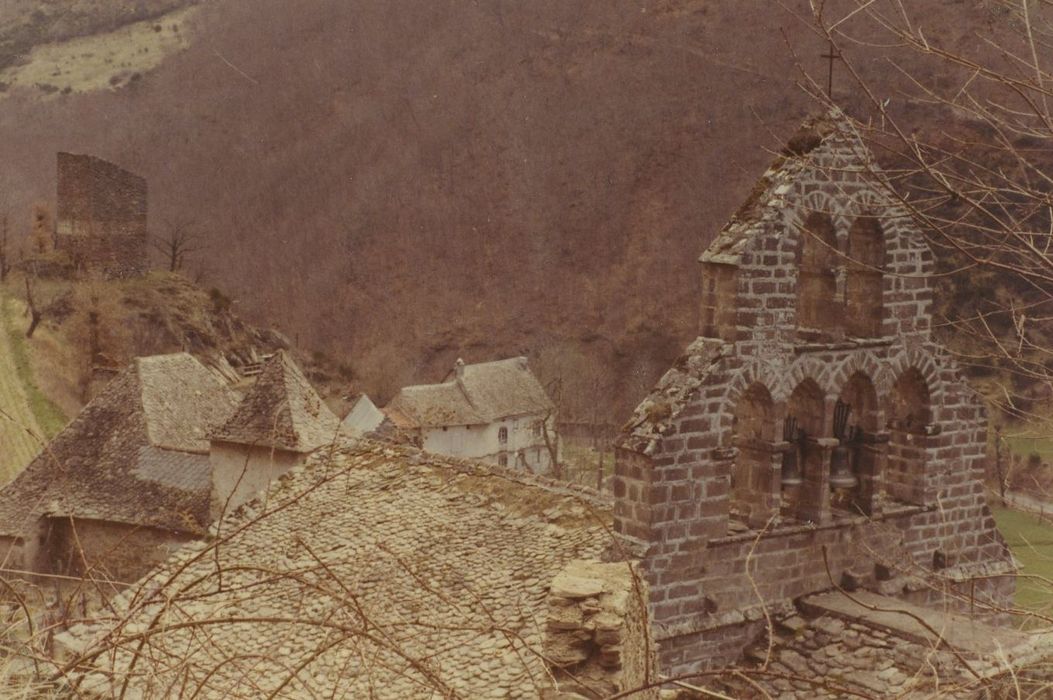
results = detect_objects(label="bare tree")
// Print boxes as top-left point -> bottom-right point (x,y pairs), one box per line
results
0,209 -> 10,283
151,217 -> 204,272
24,276 -> 41,339
781,1 -> 1053,499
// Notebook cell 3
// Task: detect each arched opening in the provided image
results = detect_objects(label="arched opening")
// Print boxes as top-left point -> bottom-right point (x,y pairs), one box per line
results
730,383 -> 776,526
796,212 -> 842,339
886,368 -> 933,504
782,379 -> 825,520
833,372 -> 882,515
846,215 -> 885,337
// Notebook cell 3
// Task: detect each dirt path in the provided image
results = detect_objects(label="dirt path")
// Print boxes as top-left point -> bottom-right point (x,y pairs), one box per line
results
0,303 -> 45,484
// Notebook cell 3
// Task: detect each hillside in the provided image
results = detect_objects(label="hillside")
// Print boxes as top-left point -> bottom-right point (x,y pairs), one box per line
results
0,268 -> 295,483
0,0 -> 1045,423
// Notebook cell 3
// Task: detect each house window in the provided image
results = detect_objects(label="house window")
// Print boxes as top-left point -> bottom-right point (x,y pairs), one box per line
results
498,453 -> 508,467
498,427 -> 508,444
533,421 -> 543,438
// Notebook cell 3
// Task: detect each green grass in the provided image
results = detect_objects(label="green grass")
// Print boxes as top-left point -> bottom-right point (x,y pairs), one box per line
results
1004,432 -> 1053,464
1,298 -> 66,438
993,507 -> 1053,615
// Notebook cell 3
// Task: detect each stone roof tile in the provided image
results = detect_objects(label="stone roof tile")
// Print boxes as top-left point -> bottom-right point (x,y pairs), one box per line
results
0,353 -> 238,538
63,440 -> 615,698
211,350 -> 339,452
387,357 -> 554,429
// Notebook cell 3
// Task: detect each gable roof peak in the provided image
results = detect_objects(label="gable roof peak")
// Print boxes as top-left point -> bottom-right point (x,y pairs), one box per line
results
211,350 -> 339,452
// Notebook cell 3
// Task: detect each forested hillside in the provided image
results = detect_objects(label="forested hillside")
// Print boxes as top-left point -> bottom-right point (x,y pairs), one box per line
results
0,0 -> 1043,421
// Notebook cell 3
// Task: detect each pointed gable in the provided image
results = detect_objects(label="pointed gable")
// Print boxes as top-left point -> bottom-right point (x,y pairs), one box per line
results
699,110 -> 875,268
211,351 -> 339,452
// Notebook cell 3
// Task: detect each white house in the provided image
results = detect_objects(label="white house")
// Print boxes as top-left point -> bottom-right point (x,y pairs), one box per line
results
385,357 -> 558,473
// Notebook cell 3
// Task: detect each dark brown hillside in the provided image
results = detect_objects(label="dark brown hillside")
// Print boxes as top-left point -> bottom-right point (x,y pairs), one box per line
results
0,0 -> 1040,421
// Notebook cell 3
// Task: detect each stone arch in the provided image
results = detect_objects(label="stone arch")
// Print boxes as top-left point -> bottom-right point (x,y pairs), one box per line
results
885,366 -> 934,505
887,348 -> 943,406
783,378 -> 827,520
726,361 -> 784,408
839,371 -> 881,433
798,190 -> 840,218
845,188 -> 894,221
832,351 -> 893,400
782,356 -> 837,403
833,371 -> 884,515
846,213 -> 885,337
729,382 -> 778,526
795,210 -> 843,338
890,368 -> 932,433
786,378 -> 825,440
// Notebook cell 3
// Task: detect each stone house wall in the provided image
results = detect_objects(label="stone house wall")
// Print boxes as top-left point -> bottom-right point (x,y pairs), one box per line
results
615,115 -> 1015,678
421,412 -> 556,473
209,441 -> 305,520
37,516 -> 193,584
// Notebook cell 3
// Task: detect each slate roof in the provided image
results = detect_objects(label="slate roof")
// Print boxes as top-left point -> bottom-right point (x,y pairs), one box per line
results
0,354 -> 239,538
211,350 -> 339,452
387,357 -> 554,429
699,109 -> 873,267
61,439 -> 615,699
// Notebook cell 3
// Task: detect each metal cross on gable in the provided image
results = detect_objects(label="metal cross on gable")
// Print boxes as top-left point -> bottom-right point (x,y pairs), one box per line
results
821,39 -> 842,98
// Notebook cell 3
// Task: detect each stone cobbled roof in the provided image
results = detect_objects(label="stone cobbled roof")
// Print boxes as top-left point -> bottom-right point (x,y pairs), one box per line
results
60,440 -> 615,699
212,350 -> 339,451
0,354 -> 238,537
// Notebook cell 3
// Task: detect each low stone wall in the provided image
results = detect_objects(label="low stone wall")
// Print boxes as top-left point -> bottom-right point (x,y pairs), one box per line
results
544,560 -> 658,699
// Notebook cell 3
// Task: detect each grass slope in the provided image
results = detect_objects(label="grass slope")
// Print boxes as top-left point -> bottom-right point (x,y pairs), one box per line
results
0,297 -> 63,483
994,507 -> 1053,616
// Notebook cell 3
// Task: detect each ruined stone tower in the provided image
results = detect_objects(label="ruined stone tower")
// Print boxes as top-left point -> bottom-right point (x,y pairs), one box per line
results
55,152 -> 148,278
614,111 -> 1016,676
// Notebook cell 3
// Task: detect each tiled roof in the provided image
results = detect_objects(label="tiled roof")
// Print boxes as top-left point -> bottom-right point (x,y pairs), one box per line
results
138,354 -> 241,452
211,350 -> 339,452
62,440 -> 615,699
0,354 -> 239,538
386,381 -> 486,427
387,357 -> 554,429
699,109 -> 871,267
450,357 -> 555,420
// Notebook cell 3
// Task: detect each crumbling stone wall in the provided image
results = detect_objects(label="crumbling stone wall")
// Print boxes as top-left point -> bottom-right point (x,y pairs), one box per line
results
544,560 -> 657,699
615,114 -> 1015,678
55,152 -> 148,278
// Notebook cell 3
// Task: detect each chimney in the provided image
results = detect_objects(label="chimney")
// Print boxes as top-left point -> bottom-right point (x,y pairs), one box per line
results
455,358 -> 465,379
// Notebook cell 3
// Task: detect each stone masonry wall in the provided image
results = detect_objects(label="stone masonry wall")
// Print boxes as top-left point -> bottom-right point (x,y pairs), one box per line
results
39,517 -> 193,585
55,152 -> 148,278
544,560 -> 658,700
616,114 -> 1015,679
